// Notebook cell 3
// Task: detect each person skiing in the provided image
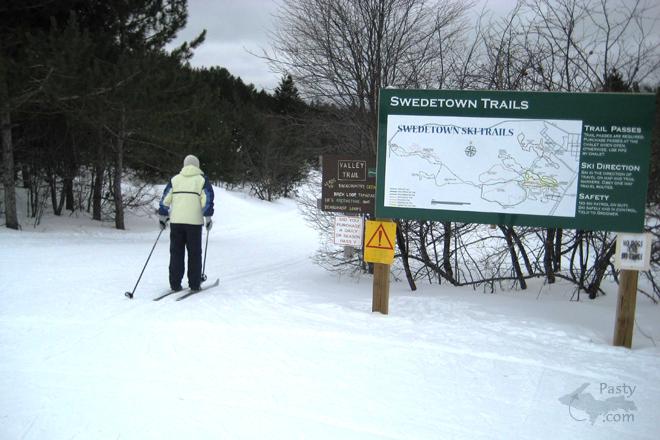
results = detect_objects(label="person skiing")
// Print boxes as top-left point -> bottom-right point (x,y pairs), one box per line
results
158,154 -> 214,291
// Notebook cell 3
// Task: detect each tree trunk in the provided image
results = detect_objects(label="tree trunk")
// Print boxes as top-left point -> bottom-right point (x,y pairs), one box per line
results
113,139 -> 125,230
63,177 -> 74,212
112,107 -> 127,230
1,68 -> 19,230
49,172 -> 61,215
92,162 -> 104,221
577,231 -> 587,301
56,181 -> 66,215
554,228 -> 563,271
418,221 -> 455,285
586,239 -> 616,299
544,228 -> 556,284
396,220 -> 417,291
29,170 -> 39,219
499,225 -> 527,290
21,164 -> 30,188
92,140 -> 105,220
510,227 -> 533,276
442,222 -> 454,281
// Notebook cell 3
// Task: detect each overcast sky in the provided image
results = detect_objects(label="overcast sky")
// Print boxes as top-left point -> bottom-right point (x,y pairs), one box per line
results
171,0 -> 657,93
170,0 -> 281,92
171,0 -> 526,92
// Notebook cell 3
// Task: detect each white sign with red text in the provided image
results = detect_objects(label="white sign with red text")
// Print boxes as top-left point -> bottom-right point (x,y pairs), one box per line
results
334,216 -> 363,247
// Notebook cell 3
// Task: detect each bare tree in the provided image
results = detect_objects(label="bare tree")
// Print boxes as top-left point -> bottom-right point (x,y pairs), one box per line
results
276,0 -> 660,298
468,0 -> 659,296
266,0 -> 472,153
265,0 -> 474,285
520,0 -> 660,91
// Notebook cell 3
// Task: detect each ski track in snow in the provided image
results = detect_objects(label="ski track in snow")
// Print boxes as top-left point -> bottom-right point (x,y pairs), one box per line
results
1,187 -> 659,439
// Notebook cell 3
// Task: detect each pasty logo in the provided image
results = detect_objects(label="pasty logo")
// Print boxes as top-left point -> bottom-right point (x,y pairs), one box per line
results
559,383 -> 637,424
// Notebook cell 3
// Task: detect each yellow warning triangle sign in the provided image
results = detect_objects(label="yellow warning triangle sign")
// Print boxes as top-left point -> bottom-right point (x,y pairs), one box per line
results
364,220 -> 396,264
366,223 -> 394,250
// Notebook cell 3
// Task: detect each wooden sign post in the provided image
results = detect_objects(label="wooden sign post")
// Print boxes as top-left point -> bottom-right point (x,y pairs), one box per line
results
364,220 -> 396,315
372,263 -> 390,314
612,232 -> 652,349
613,269 -> 638,348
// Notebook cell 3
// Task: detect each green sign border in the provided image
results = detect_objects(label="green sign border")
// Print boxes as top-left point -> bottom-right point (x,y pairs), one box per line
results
376,88 -> 655,232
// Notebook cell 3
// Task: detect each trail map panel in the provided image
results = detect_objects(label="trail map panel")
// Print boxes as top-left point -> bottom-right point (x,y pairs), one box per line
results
386,115 -> 582,217
376,89 -> 655,232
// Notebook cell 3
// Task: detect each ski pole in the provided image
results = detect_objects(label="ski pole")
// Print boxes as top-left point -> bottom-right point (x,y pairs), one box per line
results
124,228 -> 164,299
201,227 -> 210,282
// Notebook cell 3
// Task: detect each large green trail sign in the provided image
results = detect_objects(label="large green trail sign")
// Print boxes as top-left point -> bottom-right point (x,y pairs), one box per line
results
376,89 -> 655,232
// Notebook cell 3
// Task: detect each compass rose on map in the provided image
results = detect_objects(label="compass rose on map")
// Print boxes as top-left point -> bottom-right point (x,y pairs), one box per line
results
464,142 -> 477,157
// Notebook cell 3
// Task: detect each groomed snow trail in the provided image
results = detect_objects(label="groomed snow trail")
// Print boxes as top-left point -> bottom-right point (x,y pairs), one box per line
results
1,188 -> 659,439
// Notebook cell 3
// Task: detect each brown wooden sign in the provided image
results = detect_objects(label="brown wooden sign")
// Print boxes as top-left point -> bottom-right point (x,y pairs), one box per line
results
321,155 -> 376,215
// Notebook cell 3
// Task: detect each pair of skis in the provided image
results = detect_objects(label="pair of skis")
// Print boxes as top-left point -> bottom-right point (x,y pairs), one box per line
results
153,278 -> 220,301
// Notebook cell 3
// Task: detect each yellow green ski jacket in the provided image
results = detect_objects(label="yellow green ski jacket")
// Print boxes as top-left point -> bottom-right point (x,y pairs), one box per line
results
158,165 -> 214,225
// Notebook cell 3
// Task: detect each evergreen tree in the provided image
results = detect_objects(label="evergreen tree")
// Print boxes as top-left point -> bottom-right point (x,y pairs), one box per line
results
241,74 -> 311,200
1,0 -> 82,229
1,1 -> 199,229
274,74 -> 303,114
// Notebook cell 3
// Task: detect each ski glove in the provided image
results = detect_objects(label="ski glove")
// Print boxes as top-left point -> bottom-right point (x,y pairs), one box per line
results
205,216 -> 213,231
159,215 -> 169,230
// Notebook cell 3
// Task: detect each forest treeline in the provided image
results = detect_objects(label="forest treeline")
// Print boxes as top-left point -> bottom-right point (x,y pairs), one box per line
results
1,0 -> 320,231
2,0 -> 659,301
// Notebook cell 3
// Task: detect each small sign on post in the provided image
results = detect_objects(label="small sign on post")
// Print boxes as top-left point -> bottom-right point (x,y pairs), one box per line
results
321,155 -> 376,215
615,233 -> 652,271
613,232 -> 652,349
333,215 -> 363,248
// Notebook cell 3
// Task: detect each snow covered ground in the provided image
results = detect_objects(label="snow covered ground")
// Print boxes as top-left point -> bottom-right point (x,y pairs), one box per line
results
1,186 -> 659,439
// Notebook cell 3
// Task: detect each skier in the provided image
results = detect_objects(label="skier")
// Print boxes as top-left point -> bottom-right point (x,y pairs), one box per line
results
158,155 -> 214,292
